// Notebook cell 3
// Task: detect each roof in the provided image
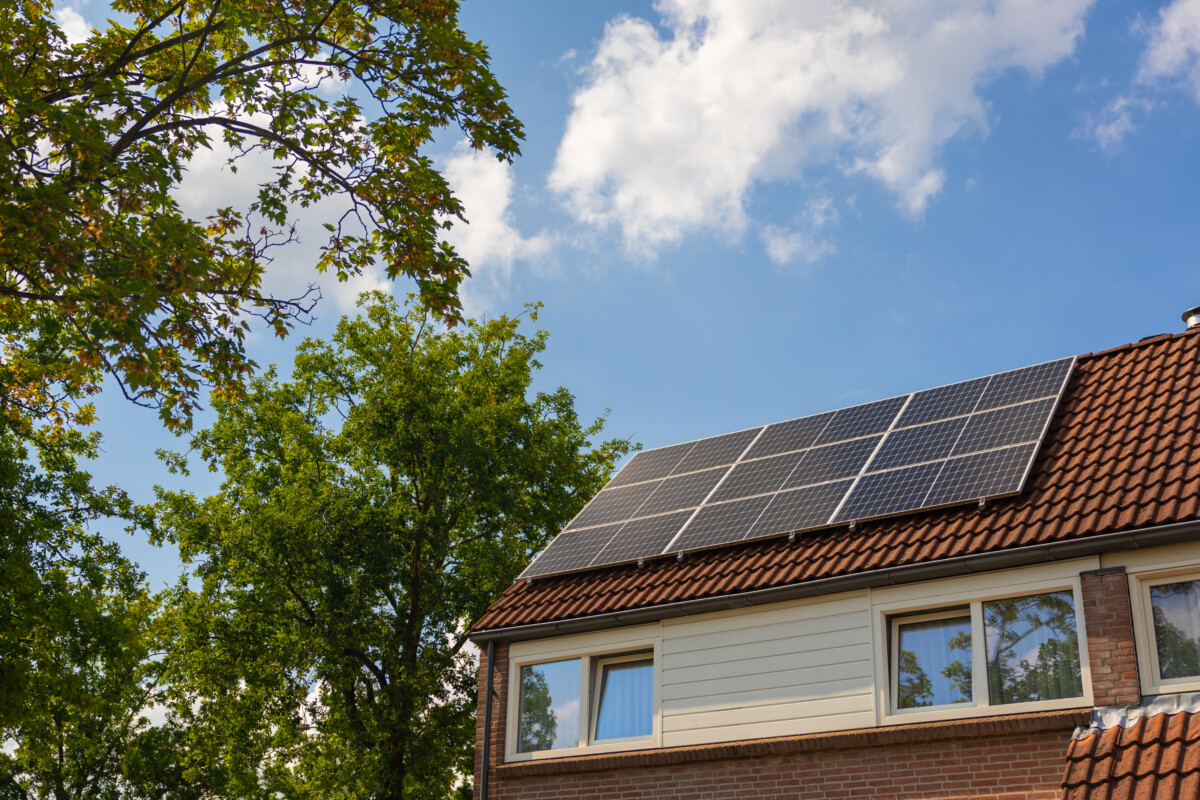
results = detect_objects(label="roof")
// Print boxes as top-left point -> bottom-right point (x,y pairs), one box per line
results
473,328 -> 1200,635
1063,710 -> 1200,799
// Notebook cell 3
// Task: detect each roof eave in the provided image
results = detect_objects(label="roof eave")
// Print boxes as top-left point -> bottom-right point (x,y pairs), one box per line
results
469,518 -> 1200,643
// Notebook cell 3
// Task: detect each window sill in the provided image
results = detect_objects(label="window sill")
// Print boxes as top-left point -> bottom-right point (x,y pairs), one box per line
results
881,695 -> 1092,726
505,736 -> 658,763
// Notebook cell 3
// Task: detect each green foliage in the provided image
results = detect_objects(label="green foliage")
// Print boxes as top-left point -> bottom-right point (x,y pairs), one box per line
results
0,0 -> 522,431
0,419 -> 168,800
516,670 -> 556,753
154,293 -> 632,800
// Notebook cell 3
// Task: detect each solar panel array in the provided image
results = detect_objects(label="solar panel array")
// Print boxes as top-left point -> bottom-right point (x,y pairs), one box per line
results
521,356 -> 1076,579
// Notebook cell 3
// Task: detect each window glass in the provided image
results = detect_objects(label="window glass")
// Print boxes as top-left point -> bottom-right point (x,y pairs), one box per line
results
984,590 -> 1082,704
517,659 -> 580,753
594,658 -> 653,741
895,615 -> 973,708
1150,579 -> 1200,680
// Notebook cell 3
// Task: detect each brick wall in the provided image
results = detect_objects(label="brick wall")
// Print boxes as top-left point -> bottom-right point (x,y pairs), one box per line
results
1080,566 -> 1141,707
474,640 -> 509,799
488,728 -> 1073,800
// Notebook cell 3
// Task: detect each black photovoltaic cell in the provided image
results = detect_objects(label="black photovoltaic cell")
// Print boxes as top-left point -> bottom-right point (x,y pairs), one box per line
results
709,452 -> 805,503
784,436 -> 881,489
749,480 -> 854,539
672,428 -> 761,475
636,467 -> 725,517
869,417 -> 967,472
523,355 -> 1074,578
605,441 -> 694,488
591,510 -> 693,566
520,523 -> 624,578
744,412 -> 834,460
924,443 -> 1038,507
897,376 -> 989,428
668,495 -> 772,552
834,461 -> 944,522
814,396 -> 907,446
566,481 -> 658,530
976,357 -> 1073,411
952,398 -> 1056,457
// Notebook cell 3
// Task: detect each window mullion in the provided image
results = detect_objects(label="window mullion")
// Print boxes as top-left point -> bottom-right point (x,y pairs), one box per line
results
970,601 -> 989,709
580,656 -> 591,748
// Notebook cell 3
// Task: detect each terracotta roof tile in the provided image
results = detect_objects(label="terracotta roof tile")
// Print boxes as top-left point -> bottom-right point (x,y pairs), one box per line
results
476,331 -> 1200,633
1064,711 -> 1200,800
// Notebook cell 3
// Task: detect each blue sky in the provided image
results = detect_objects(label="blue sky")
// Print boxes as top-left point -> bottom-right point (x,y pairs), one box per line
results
63,0 -> 1200,588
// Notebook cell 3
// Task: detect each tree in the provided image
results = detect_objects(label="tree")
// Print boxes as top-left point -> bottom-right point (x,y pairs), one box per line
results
154,293 -> 631,800
0,420 -> 172,799
0,0 -> 522,431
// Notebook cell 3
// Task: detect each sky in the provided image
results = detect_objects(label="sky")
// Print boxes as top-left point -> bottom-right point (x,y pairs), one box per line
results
59,0 -> 1200,590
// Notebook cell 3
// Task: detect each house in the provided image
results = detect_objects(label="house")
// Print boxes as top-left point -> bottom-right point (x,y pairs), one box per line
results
468,314 -> 1200,800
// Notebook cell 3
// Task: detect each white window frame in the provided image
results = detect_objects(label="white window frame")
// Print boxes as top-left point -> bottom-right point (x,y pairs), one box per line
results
588,652 -> 656,745
889,607 -> 976,714
505,624 -> 661,762
872,562 -> 1093,726
1132,568 -> 1200,696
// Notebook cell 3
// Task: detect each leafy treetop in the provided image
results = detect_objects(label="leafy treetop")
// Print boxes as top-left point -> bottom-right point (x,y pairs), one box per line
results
0,0 -> 522,431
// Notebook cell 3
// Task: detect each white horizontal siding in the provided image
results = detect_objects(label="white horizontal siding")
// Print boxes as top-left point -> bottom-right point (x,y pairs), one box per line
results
659,591 -> 875,746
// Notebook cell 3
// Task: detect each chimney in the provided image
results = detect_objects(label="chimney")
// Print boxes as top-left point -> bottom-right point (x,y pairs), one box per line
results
1185,306 -> 1200,330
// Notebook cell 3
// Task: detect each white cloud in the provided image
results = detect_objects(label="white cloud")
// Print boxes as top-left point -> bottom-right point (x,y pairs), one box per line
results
440,142 -> 552,314
54,6 -> 90,45
759,196 -> 838,267
1075,94 -> 1151,150
550,0 -> 1094,256
175,111 -> 390,317
1139,0 -> 1200,101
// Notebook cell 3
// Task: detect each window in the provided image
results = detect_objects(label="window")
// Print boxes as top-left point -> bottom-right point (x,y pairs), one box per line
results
1145,576 -> 1200,685
890,590 -> 1084,715
509,644 -> 657,759
591,654 -> 654,742
516,658 -> 581,753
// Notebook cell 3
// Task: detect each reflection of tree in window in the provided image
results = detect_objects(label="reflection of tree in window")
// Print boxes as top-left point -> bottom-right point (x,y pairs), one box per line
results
518,670 -> 557,752
897,649 -> 933,708
984,591 -> 1081,704
896,616 -> 971,709
1151,581 -> 1200,680
944,630 -> 973,701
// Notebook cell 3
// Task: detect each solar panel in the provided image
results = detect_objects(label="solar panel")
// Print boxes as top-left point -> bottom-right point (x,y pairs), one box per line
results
672,428 -> 761,474
743,412 -> 833,460
519,355 -> 1074,579
636,468 -> 725,516
591,510 -> 693,566
709,452 -> 804,503
669,495 -> 772,551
